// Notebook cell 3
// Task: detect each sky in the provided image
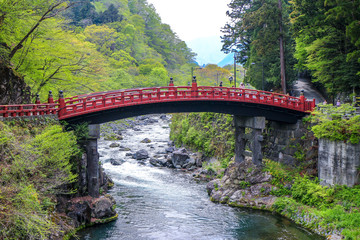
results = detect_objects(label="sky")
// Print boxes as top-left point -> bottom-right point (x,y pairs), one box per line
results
147,0 -> 230,64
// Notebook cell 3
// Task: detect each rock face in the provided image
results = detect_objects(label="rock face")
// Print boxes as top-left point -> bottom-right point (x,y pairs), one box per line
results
206,158 -> 276,209
63,195 -> 117,228
0,61 -> 31,104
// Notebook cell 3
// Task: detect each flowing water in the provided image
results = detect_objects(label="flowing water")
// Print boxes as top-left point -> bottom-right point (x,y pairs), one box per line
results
77,115 -> 323,240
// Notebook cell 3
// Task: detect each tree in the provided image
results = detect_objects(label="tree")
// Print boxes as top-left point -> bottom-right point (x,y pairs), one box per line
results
222,0 -> 296,92
291,0 -> 360,97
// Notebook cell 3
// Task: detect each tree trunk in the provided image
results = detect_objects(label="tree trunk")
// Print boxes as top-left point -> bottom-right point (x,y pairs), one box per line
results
278,0 -> 286,94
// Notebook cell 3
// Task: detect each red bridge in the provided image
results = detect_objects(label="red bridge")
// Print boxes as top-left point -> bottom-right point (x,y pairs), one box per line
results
0,80 -> 315,124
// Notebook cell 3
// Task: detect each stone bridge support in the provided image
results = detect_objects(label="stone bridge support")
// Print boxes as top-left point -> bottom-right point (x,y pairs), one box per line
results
86,124 -> 100,197
234,116 -> 265,165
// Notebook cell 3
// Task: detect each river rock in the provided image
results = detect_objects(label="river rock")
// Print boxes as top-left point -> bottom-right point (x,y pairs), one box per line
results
125,152 -> 133,156
109,143 -> 120,148
119,146 -> 131,151
133,149 -> 149,160
150,158 -> 168,167
110,159 -> 125,166
66,201 -> 91,228
91,197 -> 116,219
141,138 -> 151,143
165,146 -> 175,153
171,148 -> 192,168
206,179 -> 221,195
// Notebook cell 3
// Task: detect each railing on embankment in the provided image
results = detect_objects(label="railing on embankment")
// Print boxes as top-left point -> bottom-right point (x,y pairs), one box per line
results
0,82 -> 316,120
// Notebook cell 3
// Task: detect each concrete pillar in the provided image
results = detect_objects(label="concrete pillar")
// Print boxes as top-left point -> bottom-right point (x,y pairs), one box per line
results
86,124 -> 100,197
234,116 -> 265,165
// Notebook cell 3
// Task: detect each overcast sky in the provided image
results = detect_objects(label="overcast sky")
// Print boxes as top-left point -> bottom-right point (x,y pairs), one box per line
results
147,0 -> 230,41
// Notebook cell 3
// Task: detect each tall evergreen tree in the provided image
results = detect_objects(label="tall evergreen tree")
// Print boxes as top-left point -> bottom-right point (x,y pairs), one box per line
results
222,0 -> 296,92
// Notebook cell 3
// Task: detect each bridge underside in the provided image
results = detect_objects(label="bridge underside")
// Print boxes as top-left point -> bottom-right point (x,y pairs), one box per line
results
63,100 -> 308,125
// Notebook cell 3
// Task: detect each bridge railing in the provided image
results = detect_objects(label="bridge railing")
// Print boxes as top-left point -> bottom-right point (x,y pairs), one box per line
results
0,103 -> 58,117
0,85 -> 316,119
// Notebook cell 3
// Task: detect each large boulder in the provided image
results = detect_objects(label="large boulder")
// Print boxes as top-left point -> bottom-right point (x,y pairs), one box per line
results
133,149 -> 149,160
171,148 -> 193,168
91,197 -> 116,219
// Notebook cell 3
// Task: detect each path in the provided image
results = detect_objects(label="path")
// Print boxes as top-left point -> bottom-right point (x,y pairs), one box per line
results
292,78 -> 326,104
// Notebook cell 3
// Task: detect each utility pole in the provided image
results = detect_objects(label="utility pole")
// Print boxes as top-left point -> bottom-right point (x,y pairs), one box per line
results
278,0 -> 286,94
234,53 -> 237,88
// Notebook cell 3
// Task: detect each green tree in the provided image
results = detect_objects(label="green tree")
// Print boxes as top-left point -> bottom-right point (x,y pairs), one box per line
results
222,0 -> 296,92
291,0 -> 360,97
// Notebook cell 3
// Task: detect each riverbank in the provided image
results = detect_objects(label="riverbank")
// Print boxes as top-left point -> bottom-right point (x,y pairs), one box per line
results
0,118 -> 118,239
170,112 -> 360,240
77,114 -> 321,239
206,158 -> 350,240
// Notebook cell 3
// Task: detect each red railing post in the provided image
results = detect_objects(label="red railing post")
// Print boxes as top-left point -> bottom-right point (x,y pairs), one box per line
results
3,106 -> 8,117
48,91 -> 54,104
19,106 -> 24,116
300,90 -> 305,111
58,90 -> 66,117
169,77 -> 174,87
35,94 -> 40,104
191,76 -> 198,98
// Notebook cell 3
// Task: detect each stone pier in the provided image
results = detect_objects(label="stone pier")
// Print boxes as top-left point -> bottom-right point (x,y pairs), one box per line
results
234,116 -> 265,165
86,124 -> 100,197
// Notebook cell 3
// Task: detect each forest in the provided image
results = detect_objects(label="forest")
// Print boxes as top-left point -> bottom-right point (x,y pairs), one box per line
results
1,0 -> 359,101
223,0 -> 360,100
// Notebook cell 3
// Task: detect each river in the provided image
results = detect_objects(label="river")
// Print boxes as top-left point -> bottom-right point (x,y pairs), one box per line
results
77,115 -> 323,240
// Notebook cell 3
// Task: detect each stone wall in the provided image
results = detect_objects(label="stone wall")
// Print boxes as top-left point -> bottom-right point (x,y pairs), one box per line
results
318,139 -> 360,186
263,119 -> 318,173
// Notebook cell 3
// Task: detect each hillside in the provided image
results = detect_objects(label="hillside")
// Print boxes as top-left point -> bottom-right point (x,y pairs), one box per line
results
0,0 -> 197,101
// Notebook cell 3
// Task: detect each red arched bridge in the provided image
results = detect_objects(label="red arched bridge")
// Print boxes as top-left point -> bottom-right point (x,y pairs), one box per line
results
0,80 -> 315,124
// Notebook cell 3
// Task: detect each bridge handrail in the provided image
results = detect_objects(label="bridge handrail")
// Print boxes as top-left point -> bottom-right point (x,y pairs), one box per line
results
0,103 -> 58,117
0,86 -> 315,119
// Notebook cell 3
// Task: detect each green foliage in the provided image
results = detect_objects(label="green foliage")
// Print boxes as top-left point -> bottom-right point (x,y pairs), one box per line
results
266,157 -> 360,239
170,113 -> 235,168
291,176 -> 334,208
310,104 -> 360,144
291,0 -> 360,95
0,121 -> 80,239
222,0 -> 297,91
